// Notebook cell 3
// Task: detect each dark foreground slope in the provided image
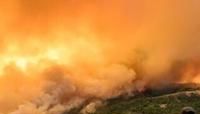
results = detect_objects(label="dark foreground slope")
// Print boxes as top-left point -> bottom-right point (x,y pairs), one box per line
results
66,83 -> 200,114
94,91 -> 200,114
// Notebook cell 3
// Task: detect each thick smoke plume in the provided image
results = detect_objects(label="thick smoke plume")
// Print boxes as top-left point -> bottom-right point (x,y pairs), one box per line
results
0,0 -> 200,114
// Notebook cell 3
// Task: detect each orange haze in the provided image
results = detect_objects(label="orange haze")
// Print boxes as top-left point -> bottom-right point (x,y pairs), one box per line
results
0,0 -> 200,114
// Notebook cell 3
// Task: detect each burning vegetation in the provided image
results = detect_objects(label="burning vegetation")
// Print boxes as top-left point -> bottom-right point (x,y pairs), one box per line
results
0,0 -> 200,114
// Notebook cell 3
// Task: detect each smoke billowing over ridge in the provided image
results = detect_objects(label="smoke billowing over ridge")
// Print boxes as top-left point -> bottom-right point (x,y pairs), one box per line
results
0,0 -> 200,114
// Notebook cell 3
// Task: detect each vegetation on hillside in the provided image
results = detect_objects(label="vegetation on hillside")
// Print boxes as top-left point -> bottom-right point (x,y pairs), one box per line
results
65,83 -> 200,114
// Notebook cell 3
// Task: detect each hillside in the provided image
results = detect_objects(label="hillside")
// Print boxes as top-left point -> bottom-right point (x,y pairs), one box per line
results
65,83 -> 200,114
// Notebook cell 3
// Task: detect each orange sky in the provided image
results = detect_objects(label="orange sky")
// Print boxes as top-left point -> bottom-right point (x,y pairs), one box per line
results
0,0 -> 200,113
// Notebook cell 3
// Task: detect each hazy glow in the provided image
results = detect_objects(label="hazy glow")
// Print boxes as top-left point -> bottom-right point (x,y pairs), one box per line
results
0,0 -> 199,114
